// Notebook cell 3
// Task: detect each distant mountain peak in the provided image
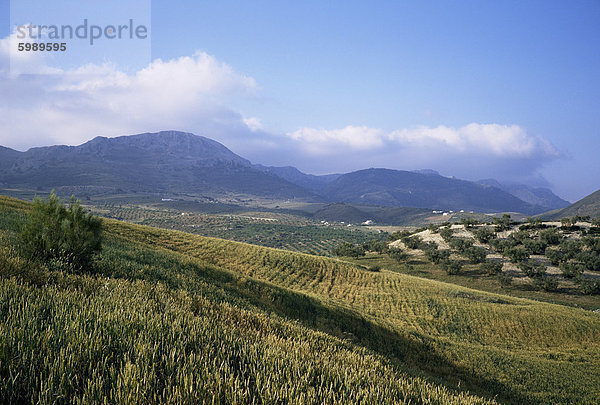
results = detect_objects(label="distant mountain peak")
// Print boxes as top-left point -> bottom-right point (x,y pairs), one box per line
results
476,179 -> 569,211
78,130 -> 252,166
0,130 -> 317,200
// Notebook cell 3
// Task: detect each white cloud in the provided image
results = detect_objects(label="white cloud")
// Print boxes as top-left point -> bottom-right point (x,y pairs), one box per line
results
0,32 -> 257,149
243,116 -> 263,132
279,123 -> 561,184
0,29 -> 63,75
287,123 -> 558,159
288,125 -> 385,153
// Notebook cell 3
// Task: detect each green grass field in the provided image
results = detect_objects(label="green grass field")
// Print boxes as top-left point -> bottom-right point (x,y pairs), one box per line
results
1,195 -> 599,404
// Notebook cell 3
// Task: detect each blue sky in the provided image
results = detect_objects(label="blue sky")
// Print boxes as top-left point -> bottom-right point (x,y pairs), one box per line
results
1,1 -> 599,201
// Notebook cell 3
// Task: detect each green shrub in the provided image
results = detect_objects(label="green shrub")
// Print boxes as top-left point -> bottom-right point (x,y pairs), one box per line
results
582,236 -> 600,253
496,273 -> 512,287
473,227 -> 495,243
534,275 -> 559,292
523,239 -> 547,255
558,240 -> 583,261
388,230 -> 412,241
493,214 -> 512,232
539,229 -> 561,245
460,217 -> 479,228
544,247 -> 564,265
367,264 -> 381,272
517,260 -> 546,278
577,277 -> 600,295
448,238 -> 473,253
439,228 -> 454,242
559,261 -> 584,279
480,260 -> 503,275
504,246 -> 529,263
388,247 -> 408,263
441,259 -> 462,275
489,238 -> 517,253
362,239 -> 389,253
402,235 -> 425,250
19,192 -> 102,273
332,242 -> 365,258
463,246 -> 487,264
577,251 -> 600,272
509,230 -> 530,244
424,248 -> 451,264
427,224 -> 441,233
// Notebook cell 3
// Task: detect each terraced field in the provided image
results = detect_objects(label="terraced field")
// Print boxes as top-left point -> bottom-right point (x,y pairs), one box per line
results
87,203 -> 384,255
1,196 -> 599,403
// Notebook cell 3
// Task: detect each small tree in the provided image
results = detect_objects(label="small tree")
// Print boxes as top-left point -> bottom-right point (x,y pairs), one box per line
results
517,260 -> 546,278
20,192 -> 102,273
439,228 -> 454,242
425,248 -> 451,264
561,217 -> 575,227
493,214 -> 512,232
463,246 -> 487,264
388,247 -> 408,263
509,230 -> 530,244
441,259 -> 462,275
545,247 -> 565,265
504,246 -> 530,263
460,217 -> 479,229
577,277 -> 600,295
474,227 -> 495,243
496,272 -> 512,288
332,242 -> 365,258
523,239 -> 547,255
559,261 -> 584,279
362,239 -> 388,254
402,235 -> 425,250
539,228 -> 561,245
448,237 -> 473,253
534,275 -> 559,292
481,259 -> 503,275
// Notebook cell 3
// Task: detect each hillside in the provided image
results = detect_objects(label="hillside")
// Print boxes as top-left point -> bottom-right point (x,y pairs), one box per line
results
321,168 -> 542,214
477,179 -> 570,211
545,189 -> 600,219
1,195 -> 599,403
0,131 -> 318,201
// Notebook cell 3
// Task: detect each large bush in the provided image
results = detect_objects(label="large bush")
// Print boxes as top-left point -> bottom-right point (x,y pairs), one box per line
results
20,192 -> 102,273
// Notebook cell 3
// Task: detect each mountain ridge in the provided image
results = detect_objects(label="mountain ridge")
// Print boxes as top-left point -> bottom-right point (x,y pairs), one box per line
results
477,179 -> 570,211
0,130 -> 557,214
317,168 -> 542,214
0,130 -> 318,200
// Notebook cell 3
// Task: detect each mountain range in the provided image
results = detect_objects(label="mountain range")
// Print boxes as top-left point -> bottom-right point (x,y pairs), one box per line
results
0,130 -> 573,215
